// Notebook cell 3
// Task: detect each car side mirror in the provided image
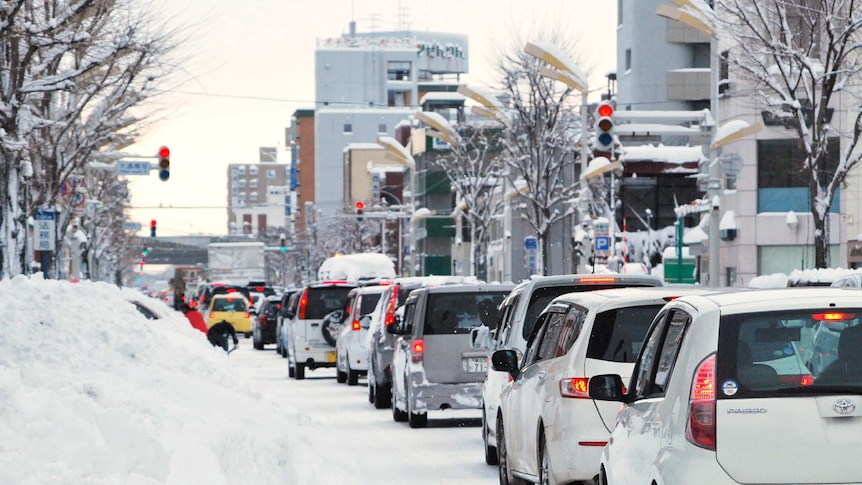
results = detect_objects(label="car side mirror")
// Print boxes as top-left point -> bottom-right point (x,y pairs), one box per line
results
386,322 -> 400,335
588,374 -> 627,401
360,315 -> 372,329
491,349 -> 520,380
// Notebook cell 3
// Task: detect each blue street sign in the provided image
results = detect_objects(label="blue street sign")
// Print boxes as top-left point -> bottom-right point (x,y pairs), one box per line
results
595,236 -> 610,251
524,236 -> 538,250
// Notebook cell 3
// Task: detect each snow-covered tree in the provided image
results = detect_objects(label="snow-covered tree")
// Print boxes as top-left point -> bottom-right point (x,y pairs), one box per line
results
0,0 -> 180,277
493,38 -> 583,275
432,118 -> 507,279
717,0 -> 862,267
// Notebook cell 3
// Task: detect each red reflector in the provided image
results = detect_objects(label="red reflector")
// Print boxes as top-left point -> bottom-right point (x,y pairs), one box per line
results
578,276 -> 618,284
578,441 -> 608,447
813,312 -> 855,321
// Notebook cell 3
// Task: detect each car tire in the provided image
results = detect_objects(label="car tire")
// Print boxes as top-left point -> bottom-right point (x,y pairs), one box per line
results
391,388 -> 407,422
497,416 -> 526,485
368,380 -> 375,403
483,410 -> 498,465
288,362 -> 295,378
539,434 -> 553,485
244,332 -> 252,338
294,362 -> 305,380
321,317 -> 338,346
407,385 -> 427,429
347,369 -> 360,386
374,381 -> 391,409
336,368 -> 347,383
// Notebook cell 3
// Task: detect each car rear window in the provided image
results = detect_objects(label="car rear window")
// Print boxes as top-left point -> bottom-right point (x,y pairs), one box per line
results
359,293 -> 382,316
424,292 -> 508,335
586,304 -> 663,363
717,308 -> 862,397
304,287 -> 354,319
523,284 -> 657,340
212,297 -> 248,312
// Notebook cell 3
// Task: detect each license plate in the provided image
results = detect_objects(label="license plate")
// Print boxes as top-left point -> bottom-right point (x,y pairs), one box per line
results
327,351 -> 337,363
464,357 -> 487,373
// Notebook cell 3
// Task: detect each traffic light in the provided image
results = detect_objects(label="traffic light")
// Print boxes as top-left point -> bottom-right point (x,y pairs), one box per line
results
279,234 -> 286,253
594,102 -> 615,155
157,146 -> 170,181
142,245 -> 149,258
355,201 -> 365,221
150,219 -> 157,237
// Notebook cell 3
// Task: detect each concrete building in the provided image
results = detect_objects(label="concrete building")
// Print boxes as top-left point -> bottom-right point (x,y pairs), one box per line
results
313,23 -> 468,221
226,152 -> 290,236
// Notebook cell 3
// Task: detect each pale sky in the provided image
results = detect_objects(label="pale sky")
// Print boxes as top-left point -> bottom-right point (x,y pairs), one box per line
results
126,0 -> 617,237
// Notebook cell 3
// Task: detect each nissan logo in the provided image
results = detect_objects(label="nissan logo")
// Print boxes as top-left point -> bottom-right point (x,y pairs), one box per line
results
833,399 -> 856,415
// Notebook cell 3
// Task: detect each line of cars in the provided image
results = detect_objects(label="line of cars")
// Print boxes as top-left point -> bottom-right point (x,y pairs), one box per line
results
258,270 -> 862,484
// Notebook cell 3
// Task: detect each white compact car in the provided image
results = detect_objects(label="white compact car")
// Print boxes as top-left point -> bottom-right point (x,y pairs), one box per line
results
335,285 -> 386,386
481,273 -> 664,466
589,287 -> 862,485
492,287 -> 711,485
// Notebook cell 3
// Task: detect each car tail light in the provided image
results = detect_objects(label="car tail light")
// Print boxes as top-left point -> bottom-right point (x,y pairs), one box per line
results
560,377 -> 590,398
298,288 -> 309,320
244,313 -> 250,319
352,319 -> 361,331
687,354 -> 716,450
226,288 -> 236,294
411,339 -> 424,362
813,312 -> 855,321
384,286 -> 400,326
778,374 -> 814,386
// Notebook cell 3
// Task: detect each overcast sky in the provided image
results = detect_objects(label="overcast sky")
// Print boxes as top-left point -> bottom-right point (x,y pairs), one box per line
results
125,0 -> 617,237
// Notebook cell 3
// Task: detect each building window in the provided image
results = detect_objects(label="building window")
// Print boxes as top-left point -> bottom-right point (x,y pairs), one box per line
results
625,48 -> 632,72
267,169 -> 276,179
249,192 -> 258,201
238,192 -> 246,201
387,61 -> 411,81
249,179 -> 258,188
757,138 -> 839,189
719,50 -> 730,95
343,123 -> 352,134
236,166 -> 246,175
618,0 -> 623,26
378,123 -> 387,134
249,166 -> 258,176
237,180 -> 246,188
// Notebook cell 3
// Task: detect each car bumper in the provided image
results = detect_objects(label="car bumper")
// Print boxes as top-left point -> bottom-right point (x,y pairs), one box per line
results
293,344 -> 337,368
408,379 -> 484,412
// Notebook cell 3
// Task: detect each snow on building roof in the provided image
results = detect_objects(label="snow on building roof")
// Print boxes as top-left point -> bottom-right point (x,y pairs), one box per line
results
622,144 -> 707,164
419,92 -> 466,105
344,143 -> 385,152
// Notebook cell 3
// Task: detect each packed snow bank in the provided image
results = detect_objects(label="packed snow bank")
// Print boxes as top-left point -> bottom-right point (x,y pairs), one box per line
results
317,253 -> 396,281
0,274 -> 332,484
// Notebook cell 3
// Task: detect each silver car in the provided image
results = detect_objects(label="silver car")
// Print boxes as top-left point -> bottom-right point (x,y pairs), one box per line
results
388,283 -> 515,428
335,285 -> 386,386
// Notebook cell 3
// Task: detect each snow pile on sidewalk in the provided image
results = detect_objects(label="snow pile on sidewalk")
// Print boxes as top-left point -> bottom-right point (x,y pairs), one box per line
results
0,274 -> 325,484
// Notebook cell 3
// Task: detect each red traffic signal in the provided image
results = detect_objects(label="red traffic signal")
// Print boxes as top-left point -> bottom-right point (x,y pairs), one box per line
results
355,201 -> 365,220
595,102 -> 615,152
150,219 -> 157,237
157,146 -> 170,181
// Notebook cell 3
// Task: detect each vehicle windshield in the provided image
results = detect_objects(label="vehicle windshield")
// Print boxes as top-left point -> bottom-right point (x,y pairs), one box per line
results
717,308 -> 862,397
304,287 -> 354,319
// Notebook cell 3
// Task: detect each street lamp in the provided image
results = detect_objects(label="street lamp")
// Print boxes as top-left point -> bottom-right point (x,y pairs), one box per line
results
376,135 -> 417,276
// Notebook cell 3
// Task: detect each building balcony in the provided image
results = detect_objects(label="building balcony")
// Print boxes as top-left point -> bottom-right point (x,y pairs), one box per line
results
667,68 -> 710,101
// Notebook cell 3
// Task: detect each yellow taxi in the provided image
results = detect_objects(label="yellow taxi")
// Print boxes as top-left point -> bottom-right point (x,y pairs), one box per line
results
207,294 -> 253,336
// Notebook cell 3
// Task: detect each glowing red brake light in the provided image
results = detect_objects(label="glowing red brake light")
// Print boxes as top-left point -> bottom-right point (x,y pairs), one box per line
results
385,286 -> 400,326
411,339 -> 424,362
560,377 -> 590,398
226,288 -> 236,293
352,320 -> 361,331
687,355 -> 716,450
255,286 -> 265,292
578,276 -> 618,284
813,312 -> 855,321
298,289 -> 309,320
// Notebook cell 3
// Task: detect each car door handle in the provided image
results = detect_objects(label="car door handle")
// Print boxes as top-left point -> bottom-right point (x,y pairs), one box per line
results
537,371 -> 547,382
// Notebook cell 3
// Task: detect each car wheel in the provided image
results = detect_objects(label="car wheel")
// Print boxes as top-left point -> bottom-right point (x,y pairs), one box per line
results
407,385 -> 427,429
336,368 -> 347,383
598,466 -> 608,485
497,416 -> 526,485
244,332 -> 252,338
294,362 -> 305,380
391,387 -> 407,422
368,380 -> 375,403
348,369 -> 360,386
483,410 -> 498,465
288,362 -> 295,378
539,434 -> 554,485
374,380 -> 391,409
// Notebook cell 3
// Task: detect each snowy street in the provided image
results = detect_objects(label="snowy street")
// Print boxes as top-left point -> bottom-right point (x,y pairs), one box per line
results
230,343 -> 498,484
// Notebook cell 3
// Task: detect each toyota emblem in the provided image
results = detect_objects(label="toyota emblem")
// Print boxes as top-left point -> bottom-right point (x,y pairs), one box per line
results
833,399 -> 856,415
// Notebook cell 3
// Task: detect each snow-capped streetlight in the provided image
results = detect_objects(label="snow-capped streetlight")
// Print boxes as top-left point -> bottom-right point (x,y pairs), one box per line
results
376,135 -> 417,276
